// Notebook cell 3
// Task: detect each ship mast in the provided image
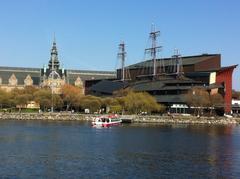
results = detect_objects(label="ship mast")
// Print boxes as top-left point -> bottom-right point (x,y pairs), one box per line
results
118,41 -> 126,81
172,49 -> 183,77
145,24 -> 162,79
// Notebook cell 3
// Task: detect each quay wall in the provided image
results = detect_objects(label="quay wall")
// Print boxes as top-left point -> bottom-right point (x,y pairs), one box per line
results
0,113 -> 239,125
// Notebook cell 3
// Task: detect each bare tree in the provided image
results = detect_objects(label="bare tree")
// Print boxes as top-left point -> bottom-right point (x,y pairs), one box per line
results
186,87 -> 210,116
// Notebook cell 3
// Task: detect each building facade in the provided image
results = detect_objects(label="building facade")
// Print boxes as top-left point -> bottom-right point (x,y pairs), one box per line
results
122,54 -> 238,113
0,40 -> 116,93
90,54 -> 237,114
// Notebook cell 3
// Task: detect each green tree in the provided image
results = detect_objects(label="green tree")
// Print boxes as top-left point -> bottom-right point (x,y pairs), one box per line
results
123,91 -> 165,114
8,87 -> 38,111
15,94 -> 32,111
79,95 -> 102,113
53,94 -> 64,109
34,88 -> 52,111
113,88 -> 132,97
101,97 -> 121,113
0,89 -> 11,109
34,88 -> 63,111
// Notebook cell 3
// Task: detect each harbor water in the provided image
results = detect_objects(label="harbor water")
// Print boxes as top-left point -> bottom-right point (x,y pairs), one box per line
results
0,120 -> 240,178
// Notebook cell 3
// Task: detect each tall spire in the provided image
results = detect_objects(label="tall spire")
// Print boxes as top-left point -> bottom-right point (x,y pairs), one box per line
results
53,32 -> 56,44
48,35 -> 60,70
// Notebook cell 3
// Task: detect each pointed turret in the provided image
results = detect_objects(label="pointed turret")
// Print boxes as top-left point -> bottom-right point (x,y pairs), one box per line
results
48,37 -> 60,70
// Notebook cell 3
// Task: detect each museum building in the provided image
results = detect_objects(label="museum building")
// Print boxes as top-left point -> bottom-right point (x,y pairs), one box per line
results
89,53 -> 237,113
0,39 -> 116,94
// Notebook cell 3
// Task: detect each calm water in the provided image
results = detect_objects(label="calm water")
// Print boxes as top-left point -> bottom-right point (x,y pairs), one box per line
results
0,120 -> 240,178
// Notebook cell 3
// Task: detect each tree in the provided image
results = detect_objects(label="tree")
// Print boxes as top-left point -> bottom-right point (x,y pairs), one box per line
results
209,93 -> 224,116
61,84 -> 83,111
101,97 -> 121,113
15,94 -> 32,111
8,86 -> 38,111
141,92 -> 165,114
232,90 -> 240,100
0,89 -> 11,109
53,94 -> 63,110
123,91 -> 165,114
79,95 -> 102,113
186,87 -> 210,116
34,88 -> 63,111
113,88 -> 132,97
34,88 -> 52,111
22,86 -> 38,101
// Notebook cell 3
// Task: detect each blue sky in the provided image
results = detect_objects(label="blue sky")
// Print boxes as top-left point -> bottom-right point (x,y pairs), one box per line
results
0,0 -> 239,89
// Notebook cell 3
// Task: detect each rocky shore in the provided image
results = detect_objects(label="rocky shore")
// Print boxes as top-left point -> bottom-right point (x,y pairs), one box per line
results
0,113 -> 92,121
132,115 -> 239,125
0,112 -> 239,125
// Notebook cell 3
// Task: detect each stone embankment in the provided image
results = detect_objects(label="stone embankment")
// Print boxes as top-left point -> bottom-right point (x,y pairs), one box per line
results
0,113 -> 94,121
132,115 -> 239,125
0,113 -> 239,125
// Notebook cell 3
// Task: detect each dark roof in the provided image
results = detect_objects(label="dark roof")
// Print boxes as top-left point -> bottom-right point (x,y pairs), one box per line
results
90,80 -> 127,94
0,66 -> 116,86
67,69 -> 116,85
67,69 -> 115,75
185,72 -> 211,77
131,77 -> 203,92
160,86 -> 192,90
132,80 -> 165,91
218,65 -> 238,73
67,74 -> 116,85
208,83 -> 224,89
188,65 -> 238,73
0,66 -> 40,71
0,67 -> 41,85
126,54 -> 220,69
155,94 -> 186,103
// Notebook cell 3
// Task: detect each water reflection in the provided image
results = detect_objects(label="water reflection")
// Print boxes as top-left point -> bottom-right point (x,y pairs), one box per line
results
0,120 -> 240,178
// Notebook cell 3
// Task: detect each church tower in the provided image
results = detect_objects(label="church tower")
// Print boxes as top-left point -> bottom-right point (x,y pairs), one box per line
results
48,37 -> 60,70
41,36 -> 66,93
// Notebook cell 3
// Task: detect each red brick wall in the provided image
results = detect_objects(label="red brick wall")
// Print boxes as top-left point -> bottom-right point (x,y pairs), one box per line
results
216,67 -> 235,113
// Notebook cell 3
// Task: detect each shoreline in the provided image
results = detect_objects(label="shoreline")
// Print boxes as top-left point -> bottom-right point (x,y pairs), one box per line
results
0,112 -> 239,125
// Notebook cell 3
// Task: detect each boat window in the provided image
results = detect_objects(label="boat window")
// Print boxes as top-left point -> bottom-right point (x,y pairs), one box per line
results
102,118 -> 107,122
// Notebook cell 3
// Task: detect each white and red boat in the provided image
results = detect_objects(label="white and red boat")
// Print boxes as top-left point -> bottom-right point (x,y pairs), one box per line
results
92,115 -> 122,127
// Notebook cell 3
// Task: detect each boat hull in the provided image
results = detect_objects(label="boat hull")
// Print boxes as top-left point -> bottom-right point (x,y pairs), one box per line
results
92,116 -> 122,127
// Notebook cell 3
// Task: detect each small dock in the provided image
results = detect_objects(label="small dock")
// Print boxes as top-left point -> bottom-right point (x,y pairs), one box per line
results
120,115 -> 133,123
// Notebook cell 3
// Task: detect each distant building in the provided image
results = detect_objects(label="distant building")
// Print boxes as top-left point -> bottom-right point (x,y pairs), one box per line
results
232,99 -> 240,114
122,54 -> 237,113
88,54 -> 237,114
0,39 -> 116,94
